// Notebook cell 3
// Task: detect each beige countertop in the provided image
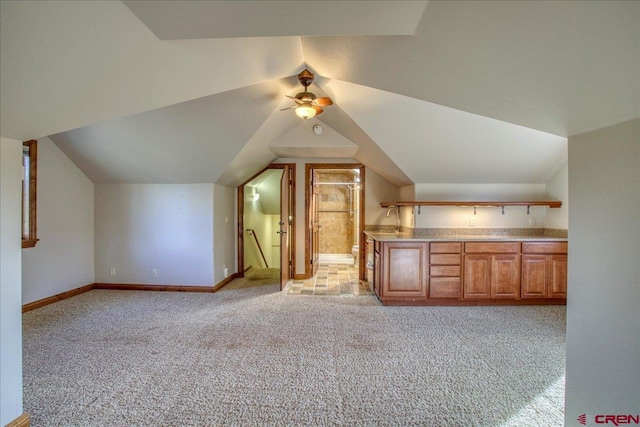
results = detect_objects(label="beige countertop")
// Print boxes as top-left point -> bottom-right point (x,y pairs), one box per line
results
364,231 -> 567,242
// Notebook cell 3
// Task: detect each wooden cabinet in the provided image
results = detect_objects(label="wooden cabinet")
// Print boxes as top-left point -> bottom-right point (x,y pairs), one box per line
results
521,243 -> 567,298
368,235 -> 566,306
464,254 -> 491,298
464,242 -> 520,299
380,242 -> 428,298
429,242 -> 461,298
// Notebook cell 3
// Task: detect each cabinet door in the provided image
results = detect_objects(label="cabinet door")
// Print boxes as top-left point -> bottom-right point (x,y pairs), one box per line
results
521,255 -> 548,298
491,254 -> 521,298
548,255 -> 567,298
381,242 -> 427,297
464,254 -> 491,298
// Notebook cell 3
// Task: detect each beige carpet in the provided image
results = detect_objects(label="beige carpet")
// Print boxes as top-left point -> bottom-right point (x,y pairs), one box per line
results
23,278 -> 565,426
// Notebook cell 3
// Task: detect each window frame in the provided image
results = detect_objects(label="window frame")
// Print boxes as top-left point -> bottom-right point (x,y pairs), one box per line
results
22,139 -> 38,248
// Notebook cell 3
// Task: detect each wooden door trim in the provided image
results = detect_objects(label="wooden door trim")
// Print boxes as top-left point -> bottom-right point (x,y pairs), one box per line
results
304,163 -> 365,279
237,163 -> 296,279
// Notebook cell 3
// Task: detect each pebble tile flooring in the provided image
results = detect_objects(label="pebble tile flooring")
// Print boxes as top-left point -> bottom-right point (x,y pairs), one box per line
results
286,263 -> 371,296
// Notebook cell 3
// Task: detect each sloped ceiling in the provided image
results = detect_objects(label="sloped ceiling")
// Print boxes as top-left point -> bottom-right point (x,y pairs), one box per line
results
2,1 -> 638,188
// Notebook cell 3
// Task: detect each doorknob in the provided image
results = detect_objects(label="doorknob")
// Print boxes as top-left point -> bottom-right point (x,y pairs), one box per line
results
277,230 -> 287,235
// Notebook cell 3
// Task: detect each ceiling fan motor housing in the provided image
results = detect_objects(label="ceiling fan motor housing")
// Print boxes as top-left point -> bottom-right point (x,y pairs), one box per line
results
295,91 -> 317,104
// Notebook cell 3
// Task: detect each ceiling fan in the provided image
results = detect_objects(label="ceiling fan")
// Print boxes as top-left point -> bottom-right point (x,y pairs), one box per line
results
281,69 -> 333,120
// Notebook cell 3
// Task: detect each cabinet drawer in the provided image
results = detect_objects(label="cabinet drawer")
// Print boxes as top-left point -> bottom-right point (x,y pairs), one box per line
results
430,242 -> 461,253
522,242 -> 567,254
430,254 -> 461,265
429,278 -> 460,298
464,242 -> 519,253
430,265 -> 461,276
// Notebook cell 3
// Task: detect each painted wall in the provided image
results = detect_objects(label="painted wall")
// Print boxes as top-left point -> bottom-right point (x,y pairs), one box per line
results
0,137 -> 24,425
365,168 -> 400,227
565,118 -> 640,422
544,161 -> 569,230
213,184 -> 235,283
410,183 -> 553,229
22,137 -> 94,304
94,184 -> 214,286
243,185 -> 276,269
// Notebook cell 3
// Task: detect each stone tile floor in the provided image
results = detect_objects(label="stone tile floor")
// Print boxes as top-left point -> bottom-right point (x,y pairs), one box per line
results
285,263 -> 371,296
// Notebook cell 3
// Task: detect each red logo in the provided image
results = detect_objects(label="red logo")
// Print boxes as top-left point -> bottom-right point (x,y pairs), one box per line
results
578,414 -> 640,426
595,415 -> 640,425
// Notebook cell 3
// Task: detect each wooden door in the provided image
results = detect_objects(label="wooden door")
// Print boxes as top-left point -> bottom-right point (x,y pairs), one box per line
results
310,170 -> 320,276
548,255 -> 567,298
464,254 -> 491,298
381,242 -> 427,297
491,254 -> 521,298
521,255 -> 548,298
279,166 -> 292,289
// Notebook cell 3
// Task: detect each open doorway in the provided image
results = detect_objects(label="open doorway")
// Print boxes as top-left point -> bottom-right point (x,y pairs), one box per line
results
237,164 -> 295,290
305,164 -> 365,280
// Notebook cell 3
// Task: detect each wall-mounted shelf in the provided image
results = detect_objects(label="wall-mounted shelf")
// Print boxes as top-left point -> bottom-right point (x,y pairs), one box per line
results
381,201 -> 562,208
380,200 -> 562,215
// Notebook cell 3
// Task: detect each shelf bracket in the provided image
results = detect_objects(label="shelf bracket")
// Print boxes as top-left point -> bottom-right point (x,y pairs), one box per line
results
501,206 -> 505,215
417,206 -> 421,214
473,206 -> 477,215
527,205 -> 530,215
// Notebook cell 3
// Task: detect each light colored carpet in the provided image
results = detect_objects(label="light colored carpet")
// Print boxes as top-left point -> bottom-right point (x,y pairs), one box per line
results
23,278 -> 565,426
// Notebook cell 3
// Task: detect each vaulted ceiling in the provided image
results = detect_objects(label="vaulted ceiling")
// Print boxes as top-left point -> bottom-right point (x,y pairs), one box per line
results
1,1 -> 638,187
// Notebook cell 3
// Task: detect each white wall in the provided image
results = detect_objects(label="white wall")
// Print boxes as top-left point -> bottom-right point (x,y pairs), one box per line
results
0,138 -> 24,425
365,168 -> 400,226
95,184 -> 214,286
544,161 -> 569,230
270,214 -> 281,267
213,184 -> 235,283
243,185 -> 275,269
22,137 -> 94,304
411,183 -> 553,229
565,118 -> 640,422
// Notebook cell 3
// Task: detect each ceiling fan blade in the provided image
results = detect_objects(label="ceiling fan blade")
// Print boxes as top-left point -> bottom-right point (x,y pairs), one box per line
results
313,106 -> 324,116
280,105 -> 296,111
314,97 -> 333,107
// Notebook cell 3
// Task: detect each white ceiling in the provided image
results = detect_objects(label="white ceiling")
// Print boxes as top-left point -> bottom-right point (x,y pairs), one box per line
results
1,1 -> 638,187
123,1 -> 428,39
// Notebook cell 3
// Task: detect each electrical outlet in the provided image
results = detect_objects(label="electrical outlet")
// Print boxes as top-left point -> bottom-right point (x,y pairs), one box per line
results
152,269 -> 158,277
529,217 -> 536,227
469,216 -> 476,227
110,267 -> 116,277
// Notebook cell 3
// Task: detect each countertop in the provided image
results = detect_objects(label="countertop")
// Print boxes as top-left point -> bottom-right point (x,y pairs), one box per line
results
364,231 -> 568,242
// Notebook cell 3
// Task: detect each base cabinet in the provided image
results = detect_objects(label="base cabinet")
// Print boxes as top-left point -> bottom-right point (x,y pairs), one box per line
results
523,254 -> 567,298
463,254 -> 520,299
521,243 -> 568,299
380,242 -> 428,297
463,243 -> 520,299
429,242 -> 462,298
369,237 -> 566,306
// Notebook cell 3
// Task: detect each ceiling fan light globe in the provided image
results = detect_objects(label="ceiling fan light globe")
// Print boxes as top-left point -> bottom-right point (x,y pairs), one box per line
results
295,104 -> 316,120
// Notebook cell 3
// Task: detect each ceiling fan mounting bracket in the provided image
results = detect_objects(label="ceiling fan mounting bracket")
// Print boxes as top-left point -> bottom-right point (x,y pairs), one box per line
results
297,69 -> 314,89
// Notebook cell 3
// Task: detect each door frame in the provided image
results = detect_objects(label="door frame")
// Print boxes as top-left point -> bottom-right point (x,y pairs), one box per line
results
237,163 -> 296,282
304,163 -> 366,280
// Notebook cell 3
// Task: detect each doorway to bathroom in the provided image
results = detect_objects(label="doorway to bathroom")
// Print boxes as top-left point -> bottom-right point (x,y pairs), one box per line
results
305,164 -> 365,281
